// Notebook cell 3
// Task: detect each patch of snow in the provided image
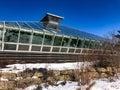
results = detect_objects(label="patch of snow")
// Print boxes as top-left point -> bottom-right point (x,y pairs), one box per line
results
23,78 -> 120,90
0,77 -> 8,81
32,76 -> 38,79
91,79 -> 120,90
23,82 -> 79,90
24,85 -> 38,90
15,77 -> 23,80
0,62 -> 120,90
41,82 -> 79,90
0,62 -> 92,73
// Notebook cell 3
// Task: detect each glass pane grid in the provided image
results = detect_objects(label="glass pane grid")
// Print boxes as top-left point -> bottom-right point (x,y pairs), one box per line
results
60,25 -> 103,41
4,28 -> 19,43
5,22 -> 19,28
18,22 -> 32,30
3,21 -> 103,41
27,22 -> 42,30
34,22 -> 44,30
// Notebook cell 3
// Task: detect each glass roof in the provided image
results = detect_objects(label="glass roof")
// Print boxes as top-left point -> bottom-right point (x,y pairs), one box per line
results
5,22 -> 19,28
59,26 -> 103,40
2,21 -> 103,41
17,22 -> 32,30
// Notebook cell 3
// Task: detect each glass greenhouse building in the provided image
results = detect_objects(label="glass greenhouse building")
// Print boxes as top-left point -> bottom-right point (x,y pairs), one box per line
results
0,13 -> 104,55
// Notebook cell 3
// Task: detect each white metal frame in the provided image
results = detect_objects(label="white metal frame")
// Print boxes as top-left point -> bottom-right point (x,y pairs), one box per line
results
0,22 -> 102,55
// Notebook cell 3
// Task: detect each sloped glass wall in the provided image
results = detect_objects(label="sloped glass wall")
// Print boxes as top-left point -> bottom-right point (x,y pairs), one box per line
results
0,21 -> 103,53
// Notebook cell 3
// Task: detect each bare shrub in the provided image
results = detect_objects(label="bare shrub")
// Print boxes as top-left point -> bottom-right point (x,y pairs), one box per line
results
75,31 -> 120,89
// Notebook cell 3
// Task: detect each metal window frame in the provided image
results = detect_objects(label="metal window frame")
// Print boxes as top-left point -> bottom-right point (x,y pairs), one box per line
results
2,21 -> 5,51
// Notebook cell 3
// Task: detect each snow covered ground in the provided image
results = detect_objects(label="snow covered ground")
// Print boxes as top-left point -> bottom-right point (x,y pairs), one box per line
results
0,62 -> 120,90
0,62 -> 92,73
91,78 -> 120,90
24,78 -> 120,90
25,81 -> 79,90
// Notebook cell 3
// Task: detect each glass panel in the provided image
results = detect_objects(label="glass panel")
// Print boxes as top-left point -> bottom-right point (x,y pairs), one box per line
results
19,31 -> 31,43
60,26 -> 103,41
18,45 -> 29,51
61,48 -> 67,52
18,22 -> 32,30
53,36 -> 62,46
31,46 -> 41,51
89,41 -> 95,49
0,43 -> 2,50
35,22 -> 44,30
62,37 -> 69,46
27,22 -> 42,30
5,22 -> 19,28
42,47 -> 51,52
70,38 -> 77,47
4,28 -> 19,42
77,39 -> 83,48
4,44 -> 16,50
75,49 -> 81,53
32,33 -> 43,44
52,47 -> 60,52
82,50 -> 87,53
43,34 -> 53,45
83,40 -> 90,48
69,49 -> 75,53
0,28 -> 3,42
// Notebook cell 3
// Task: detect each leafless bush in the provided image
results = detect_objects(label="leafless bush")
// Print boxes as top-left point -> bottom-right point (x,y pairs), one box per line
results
75,31 -> 120,89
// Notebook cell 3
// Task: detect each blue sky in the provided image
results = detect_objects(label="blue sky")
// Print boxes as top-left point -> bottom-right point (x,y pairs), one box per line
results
0,0 -> 120,36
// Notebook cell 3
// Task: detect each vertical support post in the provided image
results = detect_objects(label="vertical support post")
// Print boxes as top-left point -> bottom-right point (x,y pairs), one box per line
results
50,34 -> 56,52
80,38 -> 85,54
40,31 -> 45,52
25,22 -> 34,52
16,22 -> 21,51
67,36 -> 72,53
74,37 -> 79,53
29,30 -> 33,51
86,39 -> 91,53
59,35 -> 64,53
2,21 -> 5,51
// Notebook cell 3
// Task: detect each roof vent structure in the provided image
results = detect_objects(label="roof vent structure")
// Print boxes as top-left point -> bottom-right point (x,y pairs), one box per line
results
41,13 -> 64,31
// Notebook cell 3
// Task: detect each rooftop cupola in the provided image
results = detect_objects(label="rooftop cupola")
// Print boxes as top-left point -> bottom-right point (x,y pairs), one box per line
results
41,13 -> 64,31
